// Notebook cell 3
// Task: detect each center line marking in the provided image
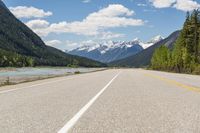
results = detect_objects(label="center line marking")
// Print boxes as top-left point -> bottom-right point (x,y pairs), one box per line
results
144,72 -> 200,93
57,71 -> 121,133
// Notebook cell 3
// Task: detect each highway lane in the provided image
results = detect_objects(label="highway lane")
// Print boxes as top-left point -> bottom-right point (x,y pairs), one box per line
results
0,69 -> 200,133
0,69 -> 119,133
69,69 -> 200,133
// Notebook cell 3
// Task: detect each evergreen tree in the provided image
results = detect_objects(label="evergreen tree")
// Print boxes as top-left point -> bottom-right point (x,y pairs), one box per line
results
151,10 -> 200,74
151,46 -> 170,70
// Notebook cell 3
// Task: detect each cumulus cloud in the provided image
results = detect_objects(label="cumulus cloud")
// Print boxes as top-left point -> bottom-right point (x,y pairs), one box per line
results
150,0 -> 176,8
174,0 -> 200,11
97,32 -> 125,40
26,4 -> 144,39
45,40 -> 62,46
25,19 -> 50,36
26,19 -> 49,29
149,0 -> 200,11
9,6 -> 53,18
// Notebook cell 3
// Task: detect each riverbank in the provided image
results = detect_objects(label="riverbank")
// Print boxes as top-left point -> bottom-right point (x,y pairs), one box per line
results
0,67 -> 106,87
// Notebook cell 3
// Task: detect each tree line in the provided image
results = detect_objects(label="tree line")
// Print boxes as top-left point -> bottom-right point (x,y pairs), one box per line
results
0,49 -> 34,67
151,10 -> 200,74
0,48 -> 105,67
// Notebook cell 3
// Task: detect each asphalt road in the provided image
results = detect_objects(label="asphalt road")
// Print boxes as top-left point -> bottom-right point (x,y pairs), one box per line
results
0,69 -> 200,133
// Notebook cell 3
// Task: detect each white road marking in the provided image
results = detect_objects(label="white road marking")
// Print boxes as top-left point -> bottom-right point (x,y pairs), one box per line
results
57,72 -> 121,133
0,77 -> 72,94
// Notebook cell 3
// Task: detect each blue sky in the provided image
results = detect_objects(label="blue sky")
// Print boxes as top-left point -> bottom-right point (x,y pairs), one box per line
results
3,0 -> 200,50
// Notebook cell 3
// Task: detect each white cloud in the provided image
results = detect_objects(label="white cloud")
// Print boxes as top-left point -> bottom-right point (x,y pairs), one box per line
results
149,0 -> 200,11
65,40 -> 79,47
25,4 -> 144,39
45,40 -> 62,46
150,0 -> 176,8
26,19 -> 49,29
45,40 -> 83,50
76,40 -> 96,47
9,6 -> 53,18
82,0 -> 91,3
174,0 -> 200,11
65,41 -> 81,50
25,19 -> 50,36
137,3 -> 147,7
97,32 -> 125,40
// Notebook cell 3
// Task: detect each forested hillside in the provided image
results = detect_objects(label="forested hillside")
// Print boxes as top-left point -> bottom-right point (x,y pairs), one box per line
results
0,1 -> 105,67
151,10 -> 200,74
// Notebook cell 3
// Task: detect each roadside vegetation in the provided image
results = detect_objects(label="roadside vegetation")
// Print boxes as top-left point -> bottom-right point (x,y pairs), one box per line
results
0,49 -> 34,67
151,10 -> 200,74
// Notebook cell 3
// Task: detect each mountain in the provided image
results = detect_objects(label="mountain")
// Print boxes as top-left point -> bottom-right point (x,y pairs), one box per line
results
151,10 -> 200,74
109,31 -> 180,67
141,35 -> 164,49
67,35 -> 164,63
0,1 -> 105,67
68,40 -> 144,63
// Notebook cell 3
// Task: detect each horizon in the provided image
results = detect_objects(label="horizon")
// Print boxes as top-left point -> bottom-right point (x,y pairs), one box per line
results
2,0 -> 200,50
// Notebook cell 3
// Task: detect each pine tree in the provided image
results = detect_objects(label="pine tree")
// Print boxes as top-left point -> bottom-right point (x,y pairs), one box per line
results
151,10 -> 200,74
151,46 -> 170,70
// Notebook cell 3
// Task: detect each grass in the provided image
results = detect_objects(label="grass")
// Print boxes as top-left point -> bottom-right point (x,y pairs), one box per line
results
0,77 -> 15,87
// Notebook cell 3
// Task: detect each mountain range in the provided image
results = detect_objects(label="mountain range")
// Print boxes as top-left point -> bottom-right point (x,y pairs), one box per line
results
110,31 -> 180,67
67,35 -> 164,63
0,1 -> 105,67
0,0 -> 180,68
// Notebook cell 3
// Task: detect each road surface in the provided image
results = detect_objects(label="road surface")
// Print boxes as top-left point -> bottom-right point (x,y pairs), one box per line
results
0,69 -> 200,133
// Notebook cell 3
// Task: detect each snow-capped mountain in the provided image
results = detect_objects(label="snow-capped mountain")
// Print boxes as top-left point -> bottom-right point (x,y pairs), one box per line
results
67,35 -> 164,63
67,40 -> 143,63
140,35 -> 164,49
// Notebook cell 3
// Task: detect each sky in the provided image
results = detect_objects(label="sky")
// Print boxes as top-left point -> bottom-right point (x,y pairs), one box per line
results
2,0 -> 200,50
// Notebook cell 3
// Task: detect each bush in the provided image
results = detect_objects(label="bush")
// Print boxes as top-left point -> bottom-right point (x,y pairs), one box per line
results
193,65 -> 200,75
74,71 -> 81,74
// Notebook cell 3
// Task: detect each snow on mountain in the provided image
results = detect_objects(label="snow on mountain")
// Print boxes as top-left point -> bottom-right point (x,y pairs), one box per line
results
67,40 -> 143,63
75,40 -> 142,54
67,35 -> 164,63
141,35 -> 164,49
152,35 -> 164,42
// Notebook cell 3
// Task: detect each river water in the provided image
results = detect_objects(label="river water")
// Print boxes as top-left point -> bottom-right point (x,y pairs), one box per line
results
0,67 -> 105,85
0,67 -> 102,77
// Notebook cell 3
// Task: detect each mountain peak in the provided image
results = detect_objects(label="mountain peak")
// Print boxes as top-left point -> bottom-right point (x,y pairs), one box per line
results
132,38 -> 141,43
68,40 -> 143,63
110,31 -> 180,67
139,35 -> 164,49
149,35 -> 164,43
